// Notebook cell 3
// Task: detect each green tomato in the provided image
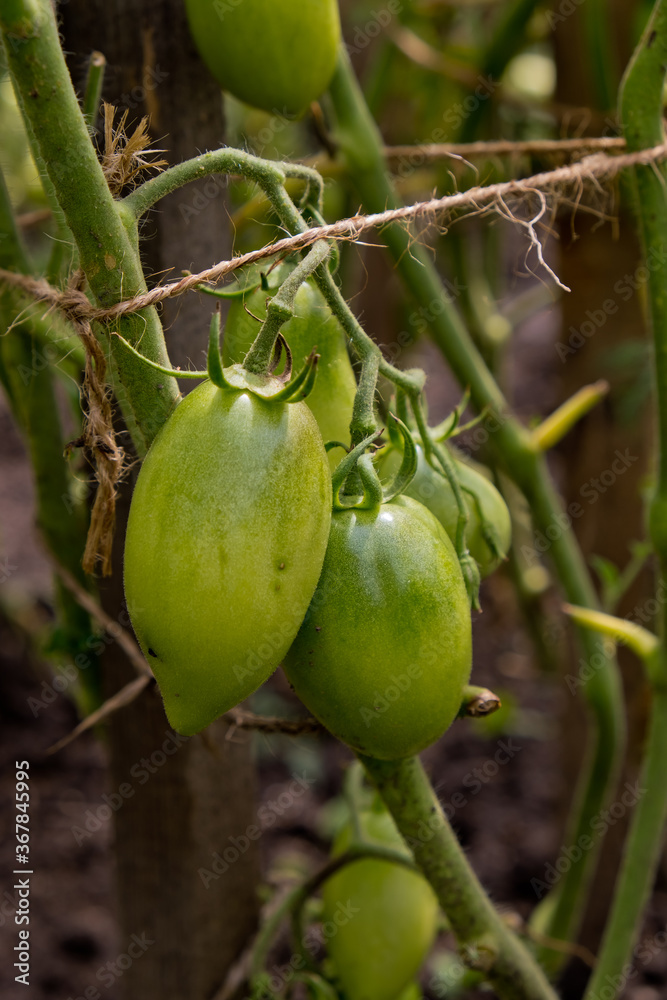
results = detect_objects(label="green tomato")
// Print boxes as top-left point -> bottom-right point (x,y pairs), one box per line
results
124,372 -> 332,735
184,0 -> 341,115
283,495 -> 472,759
323,800 -> 438,1000
223,271 -> 357,470
381,445 -> 511,578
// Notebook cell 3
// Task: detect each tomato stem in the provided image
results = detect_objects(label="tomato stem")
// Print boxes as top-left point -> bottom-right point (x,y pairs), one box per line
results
0,0 -> 179,454
581,3 -> 667,994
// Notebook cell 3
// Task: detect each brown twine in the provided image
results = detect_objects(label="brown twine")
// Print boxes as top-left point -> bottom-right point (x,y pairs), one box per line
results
2,140 -> 665,573
1,140 -> 664,329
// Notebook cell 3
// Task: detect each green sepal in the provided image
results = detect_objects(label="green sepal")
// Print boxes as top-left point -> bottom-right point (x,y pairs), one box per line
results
382,415 -> 417,502
270,350 -> 319,403
461,484 -> 506,563
292,971 -> 340,1000
268,333 -> 292,380
431,388 -> 473,442
112,333 -> 207,379
206,311 -> 233,389
325,440 -> 350,453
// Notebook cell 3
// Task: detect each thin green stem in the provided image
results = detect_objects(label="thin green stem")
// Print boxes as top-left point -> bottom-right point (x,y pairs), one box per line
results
82,50 -> 106,128
584,688 -> 667,1000
0,0 -> 178,453
360,755 -> 559,1000
583,4 -> 667,995
327,46 -> 625,966
582,0 -> 617,112
122,149 -> 321,221
243,240 -> 330,375
350,349 -> 380,444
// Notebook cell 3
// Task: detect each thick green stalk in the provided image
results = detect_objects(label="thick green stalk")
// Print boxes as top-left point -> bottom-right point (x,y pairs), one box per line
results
582,0 -> 617,112
0,168 -> 95,699
328,47 -> 625,962
584,4 -> 667,995
360,755 -> 559,1000
0,0 -> 178,452
243,240 -> 330,374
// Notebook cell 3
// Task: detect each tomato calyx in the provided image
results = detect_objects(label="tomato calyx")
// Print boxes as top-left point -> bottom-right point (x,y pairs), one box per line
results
331,416 -> 417,512
113,310 -> 320,406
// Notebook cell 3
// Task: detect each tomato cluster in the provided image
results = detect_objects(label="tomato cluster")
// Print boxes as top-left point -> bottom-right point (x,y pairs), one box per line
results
124,266 -> 509,752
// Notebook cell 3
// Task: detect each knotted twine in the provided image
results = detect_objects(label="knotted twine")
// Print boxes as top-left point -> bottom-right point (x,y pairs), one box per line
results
59,274 -> 124,576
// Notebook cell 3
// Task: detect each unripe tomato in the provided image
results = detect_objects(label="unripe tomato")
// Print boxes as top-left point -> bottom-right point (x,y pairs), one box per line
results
124,373 -> 332,735
283,495 -> 472,759
381,445 -> 511,578
183,0 -> 341,115
322,798 -> 438,1000
223,271 -> 357,469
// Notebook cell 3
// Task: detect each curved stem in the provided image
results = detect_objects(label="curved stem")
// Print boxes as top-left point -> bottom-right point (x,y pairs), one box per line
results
243,240 -> 330,375
327,45 -> 625,966
360,755 -> 559,1000
122,148 -> 322,222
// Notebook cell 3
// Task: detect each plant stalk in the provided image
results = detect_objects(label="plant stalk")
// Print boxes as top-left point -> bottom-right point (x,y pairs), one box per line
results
0,166 -> 96,702
327,46 -> 625,963
360,754 -> 559,1000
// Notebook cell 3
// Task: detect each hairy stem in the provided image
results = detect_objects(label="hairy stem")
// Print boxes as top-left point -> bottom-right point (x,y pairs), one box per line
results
360,755 -> 559,1000
122,149 -> 321,221
243,240 -> 330,375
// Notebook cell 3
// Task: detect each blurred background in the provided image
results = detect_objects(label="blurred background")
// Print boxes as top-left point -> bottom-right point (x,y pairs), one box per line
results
1,1 -> 665,998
